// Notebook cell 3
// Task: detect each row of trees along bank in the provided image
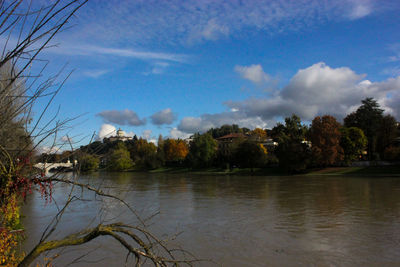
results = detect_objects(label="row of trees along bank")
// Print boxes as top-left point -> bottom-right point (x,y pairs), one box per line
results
61,98 -> 400,174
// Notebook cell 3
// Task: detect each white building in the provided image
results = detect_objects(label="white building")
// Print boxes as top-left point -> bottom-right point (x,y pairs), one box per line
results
107,128 -> 133,142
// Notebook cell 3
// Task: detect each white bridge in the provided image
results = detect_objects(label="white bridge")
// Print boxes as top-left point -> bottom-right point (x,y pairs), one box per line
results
34,160 -> 77,173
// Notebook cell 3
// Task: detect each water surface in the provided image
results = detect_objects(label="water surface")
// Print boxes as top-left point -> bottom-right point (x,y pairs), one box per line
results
22,172 -> 400,266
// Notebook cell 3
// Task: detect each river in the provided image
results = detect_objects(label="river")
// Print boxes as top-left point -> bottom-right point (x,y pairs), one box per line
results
21,172 -> 400,266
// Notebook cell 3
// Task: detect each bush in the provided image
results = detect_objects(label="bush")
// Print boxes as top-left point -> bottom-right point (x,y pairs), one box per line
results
79,154 -> 99,172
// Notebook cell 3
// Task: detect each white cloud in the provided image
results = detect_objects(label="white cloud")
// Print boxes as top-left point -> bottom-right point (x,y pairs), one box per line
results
48,43 -> 188,63
176,62 -> 400,134
97,109 -> 146,126
169,128 -> 191,139
193,18 -> 230,42
142,130 -> 152,140
235,64 -> 271,84
37,146 -> 62,154
228,62 -> 400,120
150,108 -> 177,125
177,112 -> 268,134
98,124 -> 117,140
64,0 -> 388,47
60,135 -> 73,143
346,0 -> 373,19
82,69 -> 110,78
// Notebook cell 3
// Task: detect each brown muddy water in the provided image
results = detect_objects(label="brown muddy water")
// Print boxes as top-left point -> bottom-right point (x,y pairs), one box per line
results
21,172 -> 400,266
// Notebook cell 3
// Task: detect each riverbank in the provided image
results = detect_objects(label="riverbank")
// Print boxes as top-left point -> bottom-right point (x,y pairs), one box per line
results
145,165 -> 400,177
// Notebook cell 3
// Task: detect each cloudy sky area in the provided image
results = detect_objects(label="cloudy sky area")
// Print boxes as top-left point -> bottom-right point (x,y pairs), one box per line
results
23,0 -> 400,146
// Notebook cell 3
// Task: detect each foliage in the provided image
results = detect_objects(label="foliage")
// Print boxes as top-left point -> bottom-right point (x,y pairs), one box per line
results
187,133 -> 218,168
163,139 -> 189,164
129,138 -> 161,169
235,140 -> 267,170
344,98 -> 383,159
376,114 -> 398,159
274,115 -> 311,173
249,128 -> 267,141
340,127 -> 367,164
78,153 -> 99,172
207,124 -> 249,138
106,143 -> 133,171
309,115 -> 343,167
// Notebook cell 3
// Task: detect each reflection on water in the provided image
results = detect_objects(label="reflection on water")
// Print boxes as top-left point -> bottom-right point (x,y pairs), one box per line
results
21,172 -> 400,266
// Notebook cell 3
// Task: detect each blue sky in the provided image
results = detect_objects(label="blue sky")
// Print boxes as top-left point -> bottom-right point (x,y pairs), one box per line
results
17,0 -> 400,150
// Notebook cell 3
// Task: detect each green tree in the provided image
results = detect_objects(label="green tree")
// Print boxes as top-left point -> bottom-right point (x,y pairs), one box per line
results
130,138 -> 160,169
376,114 -> 398,159
235,140 -> 267,171
274,115 -> 311,173
309,115 -> 343,167
187,133 -> 218,168
344,98 -> 383,160
340,127 -> 367,165
78,153 -> 99,172
207,124 -> 249,138
107,143 -> 134,171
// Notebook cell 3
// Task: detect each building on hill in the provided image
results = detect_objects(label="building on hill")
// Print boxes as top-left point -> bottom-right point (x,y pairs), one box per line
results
104,128 -> 133,142
216,133 -> 247,156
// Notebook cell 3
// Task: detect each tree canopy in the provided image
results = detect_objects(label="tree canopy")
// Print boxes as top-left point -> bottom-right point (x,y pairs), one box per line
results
344,98 -> 383,159
309,115 -> 343,167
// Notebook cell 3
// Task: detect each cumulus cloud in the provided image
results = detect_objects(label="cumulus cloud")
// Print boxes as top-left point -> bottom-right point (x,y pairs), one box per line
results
150,108 -> 177,125
97,109 -> 146,126
235,64 -> 271,84
192,18 -> 230,42
346,0 -> 373,19
177,62 -> 400,134
169,128 -> 191,139
228,62 -> 399,120
142,130 -> 152,140
177,111 -> 268,133
37,146 -> 62,154
60,135 -> 74,144
98,124 -> 117,140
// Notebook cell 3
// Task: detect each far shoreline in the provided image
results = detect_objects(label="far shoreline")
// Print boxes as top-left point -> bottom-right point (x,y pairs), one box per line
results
80,165 -> 400,177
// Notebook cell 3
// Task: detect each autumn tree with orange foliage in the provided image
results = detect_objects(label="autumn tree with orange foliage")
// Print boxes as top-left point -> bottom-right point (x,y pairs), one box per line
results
250,128 -> 267,140
163,139 -> 189,164
309,115 -> 343,167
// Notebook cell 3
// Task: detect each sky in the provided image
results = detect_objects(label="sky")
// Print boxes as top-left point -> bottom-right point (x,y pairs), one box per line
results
12,0 -> 400,151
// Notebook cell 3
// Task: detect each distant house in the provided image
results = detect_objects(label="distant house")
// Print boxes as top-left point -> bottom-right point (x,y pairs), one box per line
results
216,133 -> 247,156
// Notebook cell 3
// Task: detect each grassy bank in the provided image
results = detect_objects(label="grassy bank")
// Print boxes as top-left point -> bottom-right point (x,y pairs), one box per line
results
306,165 -> 400,177
144,165 -> 400,177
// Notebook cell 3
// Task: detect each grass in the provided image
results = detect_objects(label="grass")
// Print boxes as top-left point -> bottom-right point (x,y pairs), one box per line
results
306,165 -> 400,177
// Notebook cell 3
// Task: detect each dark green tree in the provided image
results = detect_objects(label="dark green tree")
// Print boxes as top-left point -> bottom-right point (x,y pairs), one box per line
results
187,133 -> 218,168
78,153 -> 100,172
344,98 -> 383,160
207,124 -> 247,138
235,140 -> 267,172
107,143 -> 134,171
340,127 -> 367,164
274,115 -> 311,173
376,114 -> 398,159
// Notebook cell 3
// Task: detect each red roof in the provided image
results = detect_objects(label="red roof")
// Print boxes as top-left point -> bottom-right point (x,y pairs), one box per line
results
216,133 -> 246,140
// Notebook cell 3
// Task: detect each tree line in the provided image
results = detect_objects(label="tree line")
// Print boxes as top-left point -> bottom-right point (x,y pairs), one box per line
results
42,98 -> 399,174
